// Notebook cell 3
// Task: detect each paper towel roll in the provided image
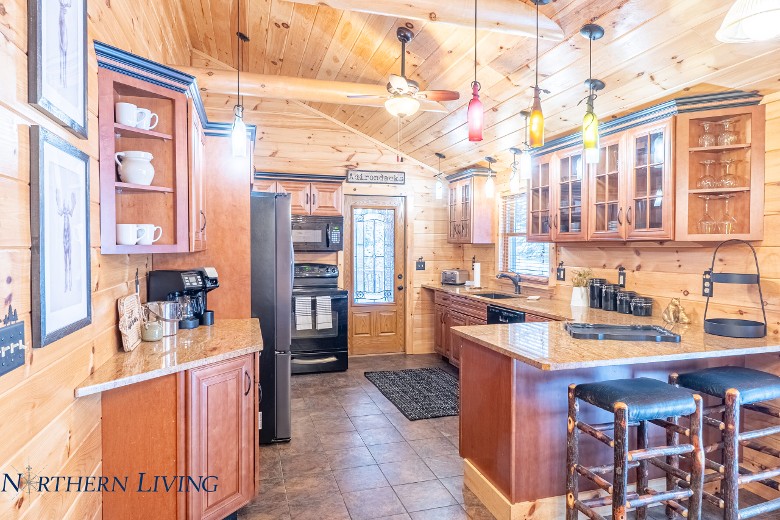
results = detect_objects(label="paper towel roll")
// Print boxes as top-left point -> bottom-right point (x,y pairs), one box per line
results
473,263 -> 481,288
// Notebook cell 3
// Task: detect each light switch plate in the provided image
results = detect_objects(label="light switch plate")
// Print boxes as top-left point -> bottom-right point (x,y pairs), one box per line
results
416,260 -> 426,271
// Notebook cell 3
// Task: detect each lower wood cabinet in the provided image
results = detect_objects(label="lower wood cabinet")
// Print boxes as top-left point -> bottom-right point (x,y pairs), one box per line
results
433,292 -> 487,367
448,311 -> 469,367
102,353 -> 258,520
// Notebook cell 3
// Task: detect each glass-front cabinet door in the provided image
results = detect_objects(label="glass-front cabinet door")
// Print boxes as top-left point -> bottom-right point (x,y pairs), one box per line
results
626,121 -> 674,240
460,180 -> 472,243
554,150 -> 586,241
448,182 -> 460,242
589,135 -> 626,240
528,154 -> 554,242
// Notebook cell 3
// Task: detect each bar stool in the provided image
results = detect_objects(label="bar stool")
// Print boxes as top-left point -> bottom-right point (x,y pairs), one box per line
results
566,377 -> 705,520
672,366 -> 780,519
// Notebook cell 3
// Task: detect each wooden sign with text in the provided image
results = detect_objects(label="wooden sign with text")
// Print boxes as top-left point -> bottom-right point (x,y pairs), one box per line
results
346,170 -> 405,185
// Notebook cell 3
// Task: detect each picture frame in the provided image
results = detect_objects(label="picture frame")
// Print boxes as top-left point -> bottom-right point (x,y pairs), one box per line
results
28,0 -> 88,139
30,126 -> 92,348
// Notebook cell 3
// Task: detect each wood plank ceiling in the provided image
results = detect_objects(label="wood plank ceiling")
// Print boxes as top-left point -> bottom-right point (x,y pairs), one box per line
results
175,0 -> 780,174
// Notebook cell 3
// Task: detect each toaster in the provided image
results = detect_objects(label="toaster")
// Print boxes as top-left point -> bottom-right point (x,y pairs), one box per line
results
441,269 -> 469,285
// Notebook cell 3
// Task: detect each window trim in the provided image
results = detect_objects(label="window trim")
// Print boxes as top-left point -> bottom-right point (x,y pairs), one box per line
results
497,190 -> 553,285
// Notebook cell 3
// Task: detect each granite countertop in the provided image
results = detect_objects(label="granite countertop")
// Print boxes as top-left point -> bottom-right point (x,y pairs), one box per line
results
75,318 -> 263,397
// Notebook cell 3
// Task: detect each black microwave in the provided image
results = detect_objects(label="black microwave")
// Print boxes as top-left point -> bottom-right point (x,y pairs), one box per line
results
291,215 -> 344,252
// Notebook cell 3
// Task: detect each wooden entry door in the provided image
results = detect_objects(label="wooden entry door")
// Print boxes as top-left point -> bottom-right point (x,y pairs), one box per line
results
345,196 -> 406,354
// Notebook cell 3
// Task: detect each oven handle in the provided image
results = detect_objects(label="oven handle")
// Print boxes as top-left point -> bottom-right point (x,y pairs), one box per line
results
292,356 -> 339,365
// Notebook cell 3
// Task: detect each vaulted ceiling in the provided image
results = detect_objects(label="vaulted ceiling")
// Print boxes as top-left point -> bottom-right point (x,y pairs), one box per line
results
173,0 -> 780,174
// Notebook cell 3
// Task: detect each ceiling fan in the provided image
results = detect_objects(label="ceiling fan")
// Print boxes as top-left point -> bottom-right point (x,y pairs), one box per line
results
348,27 -> 460,118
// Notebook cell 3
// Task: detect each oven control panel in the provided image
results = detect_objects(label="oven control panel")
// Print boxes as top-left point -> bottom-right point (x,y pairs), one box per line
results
294,263 -> 339,278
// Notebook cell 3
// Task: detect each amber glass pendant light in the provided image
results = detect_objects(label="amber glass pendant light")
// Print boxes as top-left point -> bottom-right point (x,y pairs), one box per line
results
467,0 -> 483,141
580,24 -> 605,164
528,0 -> 550,148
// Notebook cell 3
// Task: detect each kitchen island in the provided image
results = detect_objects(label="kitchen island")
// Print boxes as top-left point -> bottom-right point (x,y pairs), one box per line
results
451,321 -> 780,520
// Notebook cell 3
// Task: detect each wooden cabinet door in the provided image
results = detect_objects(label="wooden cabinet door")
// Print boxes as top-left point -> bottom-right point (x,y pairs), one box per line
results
448,182 -> 461,243
448,311 -> 468,367
188,101 -> 207,252
588,135 -> 628,241
311,182 -> 343,216
253,179 -> 277,193
625,121 -> 674,240
553,149 -> 588,241
528,154 -> 555,242
187,355 -> 255,520
459,180 -> 472,243
434,304 -> 446,355
276,181 -> 312,215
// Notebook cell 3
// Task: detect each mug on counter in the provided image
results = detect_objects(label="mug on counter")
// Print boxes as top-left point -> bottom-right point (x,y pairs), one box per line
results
116,224 -> 148,245
136,224 -> 163,245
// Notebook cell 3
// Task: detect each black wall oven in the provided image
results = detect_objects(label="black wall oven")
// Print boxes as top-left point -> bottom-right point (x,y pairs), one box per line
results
291,263 -> 348,373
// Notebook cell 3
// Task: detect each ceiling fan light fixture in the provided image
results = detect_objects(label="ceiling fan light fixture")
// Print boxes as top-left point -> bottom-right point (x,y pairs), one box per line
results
468,82 -> 484,142
385,95 -> 420,118
717,0 -> 780,42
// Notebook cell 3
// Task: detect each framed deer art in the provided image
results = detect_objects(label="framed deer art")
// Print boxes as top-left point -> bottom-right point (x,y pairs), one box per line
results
30,126 -> 91,348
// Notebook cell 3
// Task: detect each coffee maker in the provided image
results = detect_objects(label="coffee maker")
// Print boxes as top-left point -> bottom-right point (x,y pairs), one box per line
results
147,268 -> 219,329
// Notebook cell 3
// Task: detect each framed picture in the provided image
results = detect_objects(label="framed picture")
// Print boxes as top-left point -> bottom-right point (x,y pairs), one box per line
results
30,126 -> 91,348
28,0 -> 88,139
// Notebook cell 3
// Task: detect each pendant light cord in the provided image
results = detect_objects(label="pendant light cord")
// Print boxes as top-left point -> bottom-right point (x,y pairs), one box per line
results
237,0 -> 241,106
473,0 -> 478,85
535,1 -> 539,88
588,33 -> 593,101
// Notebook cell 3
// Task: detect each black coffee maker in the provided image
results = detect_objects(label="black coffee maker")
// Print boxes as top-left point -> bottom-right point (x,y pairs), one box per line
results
147,267 -> 219,329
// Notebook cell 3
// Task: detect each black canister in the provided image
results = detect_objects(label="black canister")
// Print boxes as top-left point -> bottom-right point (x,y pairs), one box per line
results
632,297 -> 654,317
601,284 -> 621,312
616,291 -> 637,314
588,278 -> 607,308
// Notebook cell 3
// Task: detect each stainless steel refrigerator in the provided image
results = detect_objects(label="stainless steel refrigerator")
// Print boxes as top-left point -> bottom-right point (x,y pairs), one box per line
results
251,192 -> 292,444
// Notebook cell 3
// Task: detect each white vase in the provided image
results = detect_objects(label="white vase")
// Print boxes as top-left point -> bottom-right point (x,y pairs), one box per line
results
571,286 -> 588,307
115,151 -> 155,185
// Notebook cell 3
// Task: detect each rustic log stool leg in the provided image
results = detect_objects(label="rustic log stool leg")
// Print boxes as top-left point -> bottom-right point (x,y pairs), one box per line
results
565,377 -> 705,520
675,366 -> 780,520
667,373 -> 683,520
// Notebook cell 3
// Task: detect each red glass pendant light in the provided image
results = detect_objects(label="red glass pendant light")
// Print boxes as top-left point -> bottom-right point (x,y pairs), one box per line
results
466,0 -> 483,142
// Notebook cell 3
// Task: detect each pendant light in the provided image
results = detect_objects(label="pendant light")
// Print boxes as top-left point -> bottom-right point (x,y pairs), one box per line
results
232,1 -> 250,157
509,148 -> 522,194
484,156 -> 496,198
517,110 -> 533,180
467,0 -> 483,142
528,0 -> 550,148
580,24 -> 605,165
435,152 -> 446,200
717,0 -> 780,42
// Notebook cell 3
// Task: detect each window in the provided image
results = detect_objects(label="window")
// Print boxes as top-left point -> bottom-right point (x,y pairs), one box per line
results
499,193 -> 550,280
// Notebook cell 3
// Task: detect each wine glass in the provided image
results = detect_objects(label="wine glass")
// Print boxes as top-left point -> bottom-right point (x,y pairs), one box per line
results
699,121 -> 717,148
718,158 -> 739,188
719,195 -> 738,234
697,196 -> 717,234
697,159 -> 717,189
718,119 -> 739,146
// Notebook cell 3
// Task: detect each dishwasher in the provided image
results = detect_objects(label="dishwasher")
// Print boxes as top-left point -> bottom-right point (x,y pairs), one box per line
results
486,305 -> 526,324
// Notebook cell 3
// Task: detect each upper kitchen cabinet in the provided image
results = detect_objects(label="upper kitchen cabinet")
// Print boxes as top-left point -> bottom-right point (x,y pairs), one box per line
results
553,149 -> 588,241
528,154 -> 554,242
188,100 -> 207,252
255,173 -> 344,216
675,104 -> 765,241
588,134 -> 626,240
446,169 -> 496,244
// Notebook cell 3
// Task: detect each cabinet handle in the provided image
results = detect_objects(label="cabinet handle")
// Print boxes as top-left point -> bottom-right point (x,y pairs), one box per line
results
617,207 -> 623,226
244,372 -> 251,396
553,214 -> 559,229
306,192 -> 310,206
200,210 -> 207,232
626,206 -> 633,225
312,193 -> 316,206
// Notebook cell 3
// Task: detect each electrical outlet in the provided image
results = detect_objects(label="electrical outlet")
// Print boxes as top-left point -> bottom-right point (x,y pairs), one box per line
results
416,259 -> 426,271
618,267 -> 627,287
556,264 -> 566,281
702,270 -> 713,297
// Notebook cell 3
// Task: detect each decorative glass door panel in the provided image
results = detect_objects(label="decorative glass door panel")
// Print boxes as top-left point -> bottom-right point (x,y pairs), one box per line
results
590,139 -> 625,240
628,122 -> 673,240
353,208 -> 395,304
448,183 -> 459,241
460,181 -> 471,242
528,157 -> 552,241
556,152 -> 585,239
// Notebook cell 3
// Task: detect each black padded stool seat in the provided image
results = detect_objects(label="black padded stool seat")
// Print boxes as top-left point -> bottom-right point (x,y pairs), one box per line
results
575,377 -> 696,421
677,366 -> 780,405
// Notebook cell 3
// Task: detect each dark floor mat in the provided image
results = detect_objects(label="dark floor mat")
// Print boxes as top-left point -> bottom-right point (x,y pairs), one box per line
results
364,367 -> 459,421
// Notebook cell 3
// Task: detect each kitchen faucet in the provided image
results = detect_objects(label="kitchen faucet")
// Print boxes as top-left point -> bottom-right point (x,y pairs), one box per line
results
496,271 -> 522,294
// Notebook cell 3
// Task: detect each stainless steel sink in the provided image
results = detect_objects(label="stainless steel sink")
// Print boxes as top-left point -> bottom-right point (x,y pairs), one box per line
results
471,292 -> 519,300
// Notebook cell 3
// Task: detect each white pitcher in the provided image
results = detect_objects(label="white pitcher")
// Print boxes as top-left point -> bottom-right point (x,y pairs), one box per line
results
115,151 -> 155,185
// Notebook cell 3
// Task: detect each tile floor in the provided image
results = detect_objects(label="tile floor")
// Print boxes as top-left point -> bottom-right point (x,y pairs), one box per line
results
238,353 -> 495,520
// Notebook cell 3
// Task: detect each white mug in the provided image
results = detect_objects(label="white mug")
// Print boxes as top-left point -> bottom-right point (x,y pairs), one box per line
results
116,102 -> 144,127
136,224 -> 163,245
136,108 -> 159,130
117,224 -> 148,246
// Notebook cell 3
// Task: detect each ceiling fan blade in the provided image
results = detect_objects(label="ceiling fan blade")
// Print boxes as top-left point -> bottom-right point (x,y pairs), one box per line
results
419,90 -> 460,102
285,0 -> 564,40
389,74 -> 410,92
347,94 -> 384,99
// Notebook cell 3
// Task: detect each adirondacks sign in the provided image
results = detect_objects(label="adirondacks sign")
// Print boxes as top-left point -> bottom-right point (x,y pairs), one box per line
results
346,170 -> 405,185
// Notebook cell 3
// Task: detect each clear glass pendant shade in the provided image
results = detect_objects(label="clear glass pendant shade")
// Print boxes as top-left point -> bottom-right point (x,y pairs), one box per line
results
232,106 -> 247,158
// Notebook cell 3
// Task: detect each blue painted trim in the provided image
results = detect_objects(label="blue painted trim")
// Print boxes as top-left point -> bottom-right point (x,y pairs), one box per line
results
94,41 -> 256,144
445,167 -> 491,182
254,172 -> 346,183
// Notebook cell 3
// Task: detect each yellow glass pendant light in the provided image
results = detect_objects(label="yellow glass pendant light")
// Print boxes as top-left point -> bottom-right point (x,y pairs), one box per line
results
580,23 -> 605,164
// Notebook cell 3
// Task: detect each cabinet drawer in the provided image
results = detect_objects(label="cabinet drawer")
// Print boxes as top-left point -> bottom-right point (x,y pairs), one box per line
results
450,295 -> 487,321
526,313 -> 553,322
435,291 -> 452,305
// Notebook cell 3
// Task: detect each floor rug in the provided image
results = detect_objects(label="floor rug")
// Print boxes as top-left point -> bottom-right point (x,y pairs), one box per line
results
364,367 -> 459,421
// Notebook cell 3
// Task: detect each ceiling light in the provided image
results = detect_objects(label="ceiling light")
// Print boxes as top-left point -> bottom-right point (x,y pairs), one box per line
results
509,148 -> 522,194
580,24 -> 605,164
467,0 -> 483,141
484,156 -> 496,198
385,95 -> 420,118
717,0 -> 780,42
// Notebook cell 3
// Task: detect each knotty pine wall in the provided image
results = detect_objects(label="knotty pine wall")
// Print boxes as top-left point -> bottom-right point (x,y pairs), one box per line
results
0,1 -> 190,518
